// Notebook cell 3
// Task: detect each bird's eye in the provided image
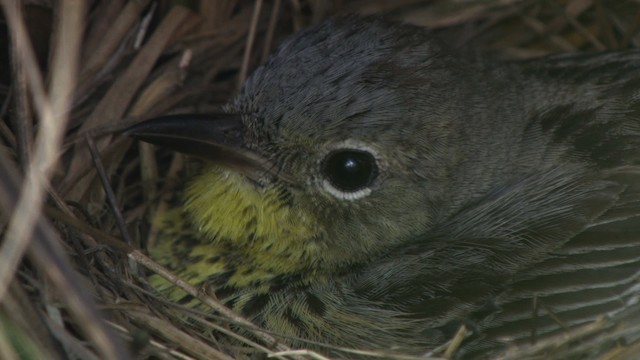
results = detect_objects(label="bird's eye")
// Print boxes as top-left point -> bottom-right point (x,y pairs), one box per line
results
321,149 -> 378,192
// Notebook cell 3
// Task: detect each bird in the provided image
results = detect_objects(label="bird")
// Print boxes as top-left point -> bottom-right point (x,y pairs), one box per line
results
127,16 -> 640,359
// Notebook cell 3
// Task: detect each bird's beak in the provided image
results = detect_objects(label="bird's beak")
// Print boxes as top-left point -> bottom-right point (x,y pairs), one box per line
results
125,114 -> 273,175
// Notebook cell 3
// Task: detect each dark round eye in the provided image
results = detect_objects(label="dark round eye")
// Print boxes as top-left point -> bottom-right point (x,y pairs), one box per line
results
322,149 -> 378,192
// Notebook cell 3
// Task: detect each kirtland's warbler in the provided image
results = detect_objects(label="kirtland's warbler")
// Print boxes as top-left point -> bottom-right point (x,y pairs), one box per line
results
127,17 -> 640,358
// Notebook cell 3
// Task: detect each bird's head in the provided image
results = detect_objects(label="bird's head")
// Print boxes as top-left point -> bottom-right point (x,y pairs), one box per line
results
127,18 -> 477,279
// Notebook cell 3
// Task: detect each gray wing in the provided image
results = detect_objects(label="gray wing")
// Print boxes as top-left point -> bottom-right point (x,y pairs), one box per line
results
354,51 -> 640,357
468,52 -> 640,356
476,166 -> 640,357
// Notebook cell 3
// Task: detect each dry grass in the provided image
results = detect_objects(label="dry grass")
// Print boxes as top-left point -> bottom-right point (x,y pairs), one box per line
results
1,1 -> 640,359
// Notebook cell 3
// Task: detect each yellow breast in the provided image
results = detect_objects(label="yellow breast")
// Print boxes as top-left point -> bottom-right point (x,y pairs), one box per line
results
149,165 -> 327,304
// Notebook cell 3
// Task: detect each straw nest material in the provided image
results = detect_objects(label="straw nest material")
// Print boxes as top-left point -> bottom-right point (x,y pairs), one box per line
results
1,1 -> 640,359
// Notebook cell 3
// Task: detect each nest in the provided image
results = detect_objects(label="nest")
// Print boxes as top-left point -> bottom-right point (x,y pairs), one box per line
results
1,0 -> 640,359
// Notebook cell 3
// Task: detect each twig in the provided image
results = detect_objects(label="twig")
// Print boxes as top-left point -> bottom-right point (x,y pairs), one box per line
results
0,2 -> 133,359
238,0 -> 263,87
80,0 -> 152,84
7,1 -> 32,169
43,205 -> 295,355
86,133 -> 134,247
289,0 -> 303,32
108,320 -> 202,360
130,310 -> 236,360
0,88 -> 17,146
44,315 -> 102,360
62,5 -> 191,201
269,350 -> 331,360
0,0 -> 82,302
195,313 -> 285,358
0,151 -> 132,360
261,0 -> 282,62
443,325 -> 467,359
131,249 -> 294,353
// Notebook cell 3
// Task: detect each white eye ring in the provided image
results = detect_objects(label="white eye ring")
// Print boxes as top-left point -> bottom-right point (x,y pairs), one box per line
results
318,141 -> 381,201
321,179 -> 372,200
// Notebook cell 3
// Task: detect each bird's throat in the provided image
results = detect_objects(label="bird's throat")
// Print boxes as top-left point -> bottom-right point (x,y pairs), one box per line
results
181,165 -> 327,288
